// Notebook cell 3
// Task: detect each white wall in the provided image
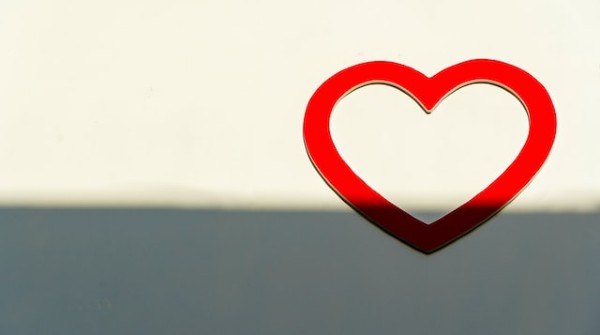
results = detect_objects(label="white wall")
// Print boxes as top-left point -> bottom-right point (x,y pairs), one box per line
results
0,0 -> 598,212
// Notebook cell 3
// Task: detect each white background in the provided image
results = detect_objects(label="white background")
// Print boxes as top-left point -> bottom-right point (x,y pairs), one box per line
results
2,2 -> 600,334
1,0 -> 599,212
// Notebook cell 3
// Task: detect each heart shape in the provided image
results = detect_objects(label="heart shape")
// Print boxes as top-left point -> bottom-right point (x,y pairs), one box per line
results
303,60 -> 556,254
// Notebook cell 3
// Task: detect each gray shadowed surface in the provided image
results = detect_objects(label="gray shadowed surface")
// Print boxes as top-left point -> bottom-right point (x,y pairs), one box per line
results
1,208 -> 599,335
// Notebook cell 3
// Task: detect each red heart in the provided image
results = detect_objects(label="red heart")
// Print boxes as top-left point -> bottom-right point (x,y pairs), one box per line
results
303,60 -> 556,254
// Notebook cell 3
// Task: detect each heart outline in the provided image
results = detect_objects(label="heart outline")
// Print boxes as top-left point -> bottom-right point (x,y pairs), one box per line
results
303,60 -> 557,254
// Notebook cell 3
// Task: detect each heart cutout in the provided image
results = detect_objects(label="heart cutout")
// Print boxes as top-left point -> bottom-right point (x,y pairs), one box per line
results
330,83 -> 529,223
303,60 -> 557,254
